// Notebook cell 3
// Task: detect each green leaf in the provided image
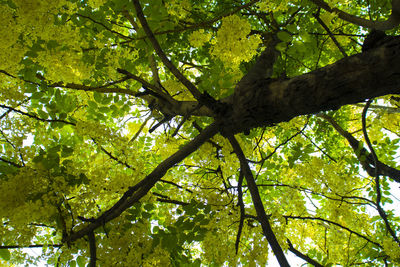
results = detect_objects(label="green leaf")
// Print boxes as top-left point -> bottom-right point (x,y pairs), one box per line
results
277,31 -> 292,42
0,249 -> 10,261
93,92 -> 103,103
144,203 -> 155,211
61,146 -> 74,157
37,110 -> 49,119
275,42 -> 287,52
76,256 -> 86,267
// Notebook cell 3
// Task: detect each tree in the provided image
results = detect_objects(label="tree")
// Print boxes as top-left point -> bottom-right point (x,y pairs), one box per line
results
1,0 -> 400,265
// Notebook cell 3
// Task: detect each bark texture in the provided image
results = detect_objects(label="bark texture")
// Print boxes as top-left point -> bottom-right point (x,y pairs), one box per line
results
224,36 -> 400,134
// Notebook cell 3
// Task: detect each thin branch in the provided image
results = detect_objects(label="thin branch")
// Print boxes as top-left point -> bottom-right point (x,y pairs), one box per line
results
88,231 -> 96,267
0,157 -> 23,168
318,113 -> 400,183
116,68 -> 160,94
0,69 -> 17,78
362,100 -> 400,245
287,239 -> 324,267
129,115 -> 151,144
300,131 -> 337,162
0,244 -> 62,249
250,182 -> 375,207
49,81 -> 137,96
0,104 -> 75,125
132,0 -> 203,101
235,171 -> 245,254
308,0 -> 400,30
283,215 -> 382,248
136,0 -> 261,38
153,192 -> 189,206
159,179 -> 193,193
76,14 -> 133,40
313,13 -> 348,57
249,121 -> 307,165
91,138 -> 133,169
227,135 -> 289,266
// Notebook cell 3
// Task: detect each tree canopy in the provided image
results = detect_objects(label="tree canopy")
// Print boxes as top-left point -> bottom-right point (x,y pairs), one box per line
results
1,0 -> 400,266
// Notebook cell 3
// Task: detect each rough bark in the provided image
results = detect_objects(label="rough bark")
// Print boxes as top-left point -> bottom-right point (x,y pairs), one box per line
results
223,36 -> 400,134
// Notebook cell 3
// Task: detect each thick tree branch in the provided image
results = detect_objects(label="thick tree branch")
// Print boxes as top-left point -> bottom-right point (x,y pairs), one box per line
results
228,36 -> 400,134
227,135 -> 289,266
309,0 -> 400,30
234,33 -> 280,106
64,121 -> 220,243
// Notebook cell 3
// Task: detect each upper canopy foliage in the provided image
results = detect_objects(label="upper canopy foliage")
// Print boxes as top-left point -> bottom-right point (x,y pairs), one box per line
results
1,0 -> 400,266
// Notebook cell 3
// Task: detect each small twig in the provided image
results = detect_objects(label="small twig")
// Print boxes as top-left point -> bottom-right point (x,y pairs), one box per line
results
116,68 -> 161,93
0,244 -> 62,249
172,115 -> 189,137
249,120 -> 307,165
300,131 -> 337,162
132,0 -> 204,102
0,69 -> 17,78
152,192 -> 189,206
91,138 -> 133,169
76,14 -> 132,40
0,157 -> 23,168
235,171 -> 245,254
0,104 -> 75,125
159,179 -> 193,193
313,13 -> 348,57
129,115 -> 151,144
282,215 -> 382,247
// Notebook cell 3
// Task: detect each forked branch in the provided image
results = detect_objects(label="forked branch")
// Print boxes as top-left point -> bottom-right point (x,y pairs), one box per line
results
132,0 -> 203,101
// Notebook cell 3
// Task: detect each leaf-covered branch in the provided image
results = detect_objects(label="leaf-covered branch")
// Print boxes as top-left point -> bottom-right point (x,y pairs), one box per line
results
0,104 -> 75,125
309,0 -> 400,30
132,0 -> 204,102
318,113 -> 400,183
64,121 -> 220,243
287,239 -> 324,267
